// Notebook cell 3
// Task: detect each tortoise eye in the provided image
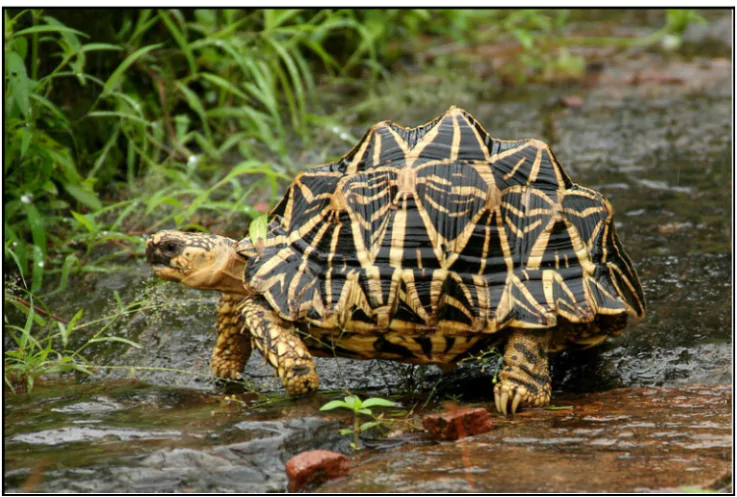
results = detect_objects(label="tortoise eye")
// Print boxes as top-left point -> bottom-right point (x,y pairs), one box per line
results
164,242 -> 178,253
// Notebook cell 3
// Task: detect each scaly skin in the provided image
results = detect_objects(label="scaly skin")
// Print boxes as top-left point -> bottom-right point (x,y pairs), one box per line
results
494,329 -> 552,415
210,293 -> 252,380
240,295 -> 320,397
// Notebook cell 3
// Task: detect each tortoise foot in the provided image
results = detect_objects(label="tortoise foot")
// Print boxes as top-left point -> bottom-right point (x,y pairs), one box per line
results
282,361 -> 320,397
494,329 -> 552,415
494,380 -> 550,415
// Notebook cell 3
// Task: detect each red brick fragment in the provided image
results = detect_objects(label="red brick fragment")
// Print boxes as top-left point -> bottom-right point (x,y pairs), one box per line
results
560,95 -> 584,108
422,407 -> 494,441
285,449 -> 350,492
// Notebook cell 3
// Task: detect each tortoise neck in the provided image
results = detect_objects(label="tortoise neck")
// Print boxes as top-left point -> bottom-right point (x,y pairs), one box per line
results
214,243 -> 248,295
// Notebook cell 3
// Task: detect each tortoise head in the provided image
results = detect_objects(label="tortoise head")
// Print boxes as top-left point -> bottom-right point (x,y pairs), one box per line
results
146,230 -> 248,295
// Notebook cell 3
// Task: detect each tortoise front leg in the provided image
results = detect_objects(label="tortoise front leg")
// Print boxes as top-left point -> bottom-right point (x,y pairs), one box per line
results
241,296 -> 320,397
494,329 -> 552,415
210,294 -> 252,380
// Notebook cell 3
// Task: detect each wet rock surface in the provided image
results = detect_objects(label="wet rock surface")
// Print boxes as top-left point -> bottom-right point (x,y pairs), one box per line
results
4,381 -> 353,493
321,384 -> 732,493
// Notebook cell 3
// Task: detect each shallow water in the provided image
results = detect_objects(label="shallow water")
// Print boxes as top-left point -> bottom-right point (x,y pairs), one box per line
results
4,12 -> 732,493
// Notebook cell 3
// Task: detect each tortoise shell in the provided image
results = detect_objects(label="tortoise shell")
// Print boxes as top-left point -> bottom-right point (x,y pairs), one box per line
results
236,107 -> 645,358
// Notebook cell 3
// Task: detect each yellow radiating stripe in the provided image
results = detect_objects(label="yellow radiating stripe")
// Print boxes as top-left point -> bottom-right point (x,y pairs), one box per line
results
504,215 -> 525,239
439,293 -> 474,321
346,129 -> 375,174
542,270 -> 555,309
512,273 -> 553,322
400,270 -> 430,321
527,147 -> 543,183
414,186 -> 447,264
477,221 -> 491,275
282,182 -> 296,229
422,193 -> 451,214
369,210 -> 393,263
588,278 -> 627,315
350,187 -> 393,205
381,125 -> 413,162
287,223 -> 330,304
502,156 -> 528,181
459,112 -> 492,162
372,131 -> 382,166
325,224 -> 342,307
443,203 -> 489,268
608,264 -> 644,316
489,142 -> 532,164
449,113 -> 461,162
369,201 -> 393,223
495,205 -> 514,273
402,114 -> 445,166
500,201 -> 525,218
363,265 -> 384,307
563,205 -> 607,218
389,197 -> 408,267
525,215 -> 555,271
472,273 -> 489,327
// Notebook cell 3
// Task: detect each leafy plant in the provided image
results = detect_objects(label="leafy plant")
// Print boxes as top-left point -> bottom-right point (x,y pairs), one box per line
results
320,395 -> 397,449
4,9 -> 117,291
3,278 -> 143,394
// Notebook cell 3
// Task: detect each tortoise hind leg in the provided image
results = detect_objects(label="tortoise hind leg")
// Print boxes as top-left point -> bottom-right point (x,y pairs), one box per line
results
241,296 -> 320,397
494,329 -> 552,415
210,294 -> 252,380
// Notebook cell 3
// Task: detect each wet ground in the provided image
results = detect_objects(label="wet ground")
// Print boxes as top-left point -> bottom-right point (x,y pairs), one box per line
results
4,10 -> 733,494
5,382 -> 730,493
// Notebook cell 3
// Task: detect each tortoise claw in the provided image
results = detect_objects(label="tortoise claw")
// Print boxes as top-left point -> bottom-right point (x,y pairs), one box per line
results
494,383 -> 529,416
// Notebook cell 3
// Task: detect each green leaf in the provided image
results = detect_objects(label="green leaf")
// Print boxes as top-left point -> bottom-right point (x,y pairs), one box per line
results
87,336 -> 142,349
159,9 -> 195,76
71,210 -> 97,233
359,421 -> 381,431
18,127 -> 32,158
343,395 -> 362,411
22,201 -> 46,256
81,43 -> 123,52
43,253 -> 79,297
319,400 -> 350,411
199,72 -> 250,101
175,81 -> 212,141
361,397 -> 397,409
6,51 -> 31,120
14,24 -> 88,38
29,93 -> 69,124
248,214 -> 268,243
61,308 -> 84,347
64,183 -> 102,210
102,43 -> 163,95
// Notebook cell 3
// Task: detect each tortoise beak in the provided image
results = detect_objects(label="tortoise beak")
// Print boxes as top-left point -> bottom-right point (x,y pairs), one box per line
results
145,238 -> 172,269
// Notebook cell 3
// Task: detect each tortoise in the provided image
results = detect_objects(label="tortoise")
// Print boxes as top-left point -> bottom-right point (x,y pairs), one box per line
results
146,107 -> 645,414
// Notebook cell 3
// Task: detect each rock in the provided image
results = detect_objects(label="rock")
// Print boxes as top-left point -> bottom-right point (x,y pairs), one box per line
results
422,406 -> 494,441
285,449 -> 350,492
